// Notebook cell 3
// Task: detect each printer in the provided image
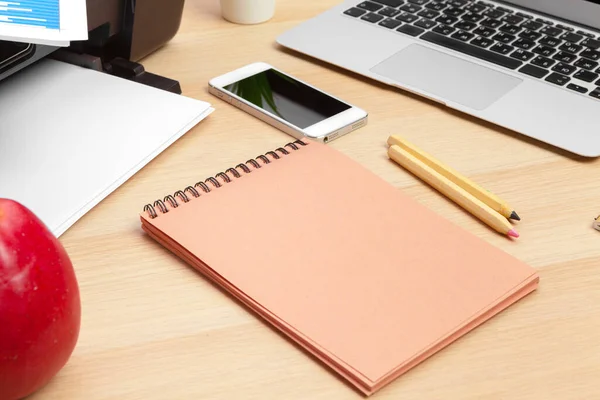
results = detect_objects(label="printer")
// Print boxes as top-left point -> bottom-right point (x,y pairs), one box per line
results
0,0 -> 186,93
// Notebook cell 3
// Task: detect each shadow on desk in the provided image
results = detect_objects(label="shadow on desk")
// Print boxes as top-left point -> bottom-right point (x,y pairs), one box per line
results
276,45 -> 596,163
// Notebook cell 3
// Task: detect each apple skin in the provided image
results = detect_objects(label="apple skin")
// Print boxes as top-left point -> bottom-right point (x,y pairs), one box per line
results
0,198 -> 81,400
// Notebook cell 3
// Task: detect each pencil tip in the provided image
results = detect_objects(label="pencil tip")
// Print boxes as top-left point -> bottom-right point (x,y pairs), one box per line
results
510,211 -> 521,221
508,229 -> 520,238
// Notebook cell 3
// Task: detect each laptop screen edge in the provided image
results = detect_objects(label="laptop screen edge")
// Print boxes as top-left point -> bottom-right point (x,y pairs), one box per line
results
505,0 -> 600,31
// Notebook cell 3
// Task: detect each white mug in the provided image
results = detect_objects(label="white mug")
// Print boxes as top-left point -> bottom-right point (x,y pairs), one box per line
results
220,0 -> 275,25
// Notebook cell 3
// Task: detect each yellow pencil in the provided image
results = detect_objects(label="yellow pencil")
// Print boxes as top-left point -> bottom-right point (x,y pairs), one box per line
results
388,144 -> 519,238
387,135 -> 520,221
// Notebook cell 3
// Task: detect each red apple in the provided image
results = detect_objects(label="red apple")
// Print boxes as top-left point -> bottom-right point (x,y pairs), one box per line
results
0,198 -> 81,400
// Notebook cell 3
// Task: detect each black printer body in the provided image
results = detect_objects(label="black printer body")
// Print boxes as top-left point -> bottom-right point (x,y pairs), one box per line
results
0,0 -> 186,93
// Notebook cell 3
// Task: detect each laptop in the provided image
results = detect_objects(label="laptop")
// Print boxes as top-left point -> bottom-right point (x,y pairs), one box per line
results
277,0 -> 600,157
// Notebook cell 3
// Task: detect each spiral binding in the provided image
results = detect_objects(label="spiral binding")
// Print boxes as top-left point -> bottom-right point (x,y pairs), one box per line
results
143,139 -> 307,219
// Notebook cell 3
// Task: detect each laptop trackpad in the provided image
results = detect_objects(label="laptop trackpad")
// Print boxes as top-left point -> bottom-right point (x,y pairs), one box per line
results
370,44 -> 522,110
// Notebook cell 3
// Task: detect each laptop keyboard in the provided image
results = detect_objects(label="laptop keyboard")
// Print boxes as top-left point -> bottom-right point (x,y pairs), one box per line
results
343,0 -> 600,100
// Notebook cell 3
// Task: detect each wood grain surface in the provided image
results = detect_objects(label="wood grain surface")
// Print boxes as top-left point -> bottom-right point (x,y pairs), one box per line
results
34,0 -> 600,399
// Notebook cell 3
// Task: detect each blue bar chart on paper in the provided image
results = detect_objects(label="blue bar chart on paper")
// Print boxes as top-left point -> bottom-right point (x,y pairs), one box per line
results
0,0 -> 60,30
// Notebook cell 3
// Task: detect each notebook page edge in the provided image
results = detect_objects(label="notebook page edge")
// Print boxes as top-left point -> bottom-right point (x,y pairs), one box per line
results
139,219 -> 376,395
372,275 -> 539,389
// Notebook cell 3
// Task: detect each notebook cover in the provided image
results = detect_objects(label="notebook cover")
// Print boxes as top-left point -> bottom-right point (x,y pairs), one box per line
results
140,140 -> 539,394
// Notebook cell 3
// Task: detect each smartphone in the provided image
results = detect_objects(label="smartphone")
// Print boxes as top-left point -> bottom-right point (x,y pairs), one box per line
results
208,62 -> 368,143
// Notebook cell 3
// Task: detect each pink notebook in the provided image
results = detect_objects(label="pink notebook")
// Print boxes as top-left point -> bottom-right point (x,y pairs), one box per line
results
139,140 -> 539,395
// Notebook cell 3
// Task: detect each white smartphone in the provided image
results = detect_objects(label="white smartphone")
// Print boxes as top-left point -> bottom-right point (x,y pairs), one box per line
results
208,62 -> 368,143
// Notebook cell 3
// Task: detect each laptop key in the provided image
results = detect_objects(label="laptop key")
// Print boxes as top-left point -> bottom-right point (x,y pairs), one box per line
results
519,64 -> 549,78
462,12 -> 485,23
559,42 -> 582,54
539,36 -> 562,47
516,12 -> 533,19
417,9 -> 440,19
578,30 -> 596,39
553,51 -> 577,63
513,38 -> 535,50
510,49 -> 534,61
448,0 -> 469,6
372,0 -> 405,6
473,26 -> 495,37
397,24 -> 425,36
426,2 -> 448,11
466,3 -> 487,13
519,30 -> 542,41
589,88 -> 600,99
559,32 -> 583,43
481,18 -> 502,28
556,24 -> 574,32
361,12 -> 385,22
551,63 -> 577,75
344,7 -> 367,17
533,45 -> 557,57
531,56 -> 556,68
574,58 -> 599,70
408,0 -> 429,4
490,43 -> 514,55
471,36 -> 494,48
496,6 -> 513,13
581,48 -> 600,60
536,18 -> 554,26
483,9 -> 504,19
451,30 -> 475,42
582,38 -> 600,49
357,1 -> 384,12
396,12 -> 419,22
380,18 -> 403,28
420,31 -> 523,69
573,69 -> 598,82
379,7 -> 401,17
493,32 -> 515,44
540,26 -> 563,37
567,83 -> 588,93
545,72 -> 570,86
435,14 -> 458,25
432,24 -> 456,35
445,6 -> 465,17
400,3 -> 421,13
499,24 -> 522,35
415,18 -> 437,29
521,20 -> 543,31
502,15 -> 524,25
455,20 -> 477,31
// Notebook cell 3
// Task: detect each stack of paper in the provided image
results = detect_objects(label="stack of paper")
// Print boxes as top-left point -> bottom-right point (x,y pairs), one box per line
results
0,59 -> 213,236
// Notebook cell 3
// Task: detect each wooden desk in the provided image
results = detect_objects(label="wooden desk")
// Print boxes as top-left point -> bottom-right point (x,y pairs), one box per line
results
35,0 -> 600,398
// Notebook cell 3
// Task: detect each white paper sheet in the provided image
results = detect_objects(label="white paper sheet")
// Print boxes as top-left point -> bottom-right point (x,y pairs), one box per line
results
0,59 -> 214,236
0,0 -> 87,46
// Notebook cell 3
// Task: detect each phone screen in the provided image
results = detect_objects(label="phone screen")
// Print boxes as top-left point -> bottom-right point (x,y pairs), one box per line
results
223,68 -> 351,129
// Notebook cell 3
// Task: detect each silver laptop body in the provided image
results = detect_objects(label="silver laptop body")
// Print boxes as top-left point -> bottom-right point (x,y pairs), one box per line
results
277,0 -> 600,157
